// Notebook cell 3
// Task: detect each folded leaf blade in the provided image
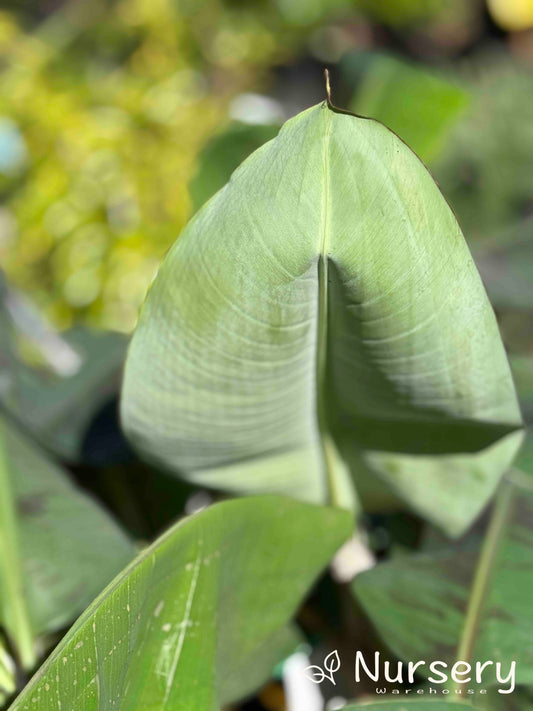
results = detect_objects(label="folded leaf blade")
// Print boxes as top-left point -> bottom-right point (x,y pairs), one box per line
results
122,102 -> 522,534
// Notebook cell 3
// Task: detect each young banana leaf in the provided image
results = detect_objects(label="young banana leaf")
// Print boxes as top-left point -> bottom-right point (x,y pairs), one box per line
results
121,100 -> 522,536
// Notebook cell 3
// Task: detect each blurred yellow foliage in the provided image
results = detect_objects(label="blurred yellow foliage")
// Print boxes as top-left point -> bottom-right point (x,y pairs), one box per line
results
0,0 -> 288,332
0,0 -> 525,334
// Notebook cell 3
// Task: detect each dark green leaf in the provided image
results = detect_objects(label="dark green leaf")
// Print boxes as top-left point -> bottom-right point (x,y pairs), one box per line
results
189,122 -> 280,213
347,53 -> 468,162
8,496 -> 351,710
353,476 -> 533,687
0,417 -> 134,664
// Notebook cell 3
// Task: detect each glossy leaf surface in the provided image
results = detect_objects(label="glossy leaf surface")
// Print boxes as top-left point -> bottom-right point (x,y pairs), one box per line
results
9,496 -> 351,710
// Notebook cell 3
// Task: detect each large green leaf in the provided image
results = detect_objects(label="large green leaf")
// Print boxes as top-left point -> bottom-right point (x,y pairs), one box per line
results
0,417 -> 134,667
353,475 -> 533,687
121,101 -> 522,535
8,496 -> 351,710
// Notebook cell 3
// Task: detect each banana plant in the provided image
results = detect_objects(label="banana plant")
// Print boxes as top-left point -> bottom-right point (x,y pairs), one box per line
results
5,93 -> 526,711
121,97 -> 522,536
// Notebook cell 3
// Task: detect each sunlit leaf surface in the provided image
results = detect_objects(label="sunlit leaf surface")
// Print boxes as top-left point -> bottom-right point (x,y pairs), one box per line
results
9,496 -> 351,710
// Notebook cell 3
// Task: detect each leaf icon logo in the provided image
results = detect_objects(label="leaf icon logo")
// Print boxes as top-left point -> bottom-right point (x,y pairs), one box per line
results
304,650 -> 340,685
324,650 -> 340,677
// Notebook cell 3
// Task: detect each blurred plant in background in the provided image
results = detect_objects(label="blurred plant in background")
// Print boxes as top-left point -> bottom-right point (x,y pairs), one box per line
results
0,0 -> 284,331
0,1 -> 532,710
0,0 -> 532,334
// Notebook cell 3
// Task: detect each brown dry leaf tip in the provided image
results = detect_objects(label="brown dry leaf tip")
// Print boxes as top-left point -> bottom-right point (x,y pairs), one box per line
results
324,68 -> 332,105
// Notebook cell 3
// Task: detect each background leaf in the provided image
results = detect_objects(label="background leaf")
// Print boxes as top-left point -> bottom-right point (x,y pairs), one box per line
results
8,496 -> 351,710
345,52 -> 469,163
471,219 -> 533,311
353,475 -> 533,687
0,417 -> 134,648
189,122 -> 281,213
0,283 -> 127,462
0,420 -> 34,669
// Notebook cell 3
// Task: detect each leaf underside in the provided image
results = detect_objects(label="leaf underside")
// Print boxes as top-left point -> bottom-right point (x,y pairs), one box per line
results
122,102 -> 522,535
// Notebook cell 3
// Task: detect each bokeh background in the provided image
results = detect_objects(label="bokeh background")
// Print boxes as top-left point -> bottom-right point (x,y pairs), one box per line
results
0,2 -> 533,709
0,0 -> 532,333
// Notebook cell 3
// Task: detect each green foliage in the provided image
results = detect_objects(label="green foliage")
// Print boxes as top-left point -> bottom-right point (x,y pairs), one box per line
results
122,101 -> 521,535
8,496 -> 351,710
354,475 -> 533,687
0,0 -> 276,331
471,220 -> 533,312
0,417 -> 134,672
0,4 -> 531,706
0,323 -> 127,461
347,53 -> 468,163
433,56 -> 533,245
189,121 -> 281,213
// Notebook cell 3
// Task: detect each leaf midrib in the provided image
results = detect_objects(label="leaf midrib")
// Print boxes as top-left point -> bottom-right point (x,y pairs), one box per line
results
316,106 -> 339,505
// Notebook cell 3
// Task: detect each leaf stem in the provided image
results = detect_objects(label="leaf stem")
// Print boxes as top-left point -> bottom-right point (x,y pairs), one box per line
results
0,425 -> 35,671
453,480 -> 515,686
